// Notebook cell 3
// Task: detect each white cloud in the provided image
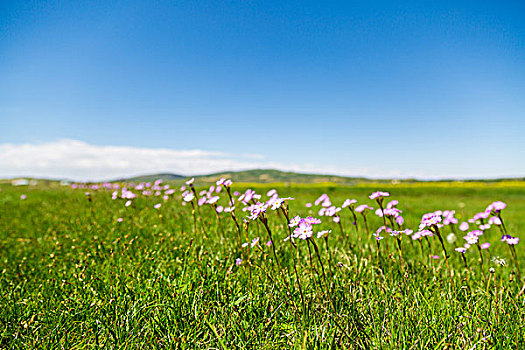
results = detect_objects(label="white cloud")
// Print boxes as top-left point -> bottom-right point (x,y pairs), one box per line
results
0,139 -> 376,181
1,139 -> 518,181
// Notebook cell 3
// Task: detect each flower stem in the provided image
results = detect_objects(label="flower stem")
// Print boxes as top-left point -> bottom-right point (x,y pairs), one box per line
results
311,239 -> 358,343
434,226 -> 454,287
476,243 -> 485,279
280,208 -> 307,315
509,245 -> 522,282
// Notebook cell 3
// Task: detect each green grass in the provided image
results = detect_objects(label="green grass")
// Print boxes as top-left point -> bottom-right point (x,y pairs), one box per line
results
1,182 -> 524,349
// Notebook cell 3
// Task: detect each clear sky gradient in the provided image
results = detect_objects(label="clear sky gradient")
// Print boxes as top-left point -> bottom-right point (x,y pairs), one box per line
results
1,0 -> 524,180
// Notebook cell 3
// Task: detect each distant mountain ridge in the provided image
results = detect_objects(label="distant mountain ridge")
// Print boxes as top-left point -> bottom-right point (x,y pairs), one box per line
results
117,173 -> 185,182
117,169 -> 372,185
3,169 -> 524,184
195,169 -> 373,185
117,169 -> 525,185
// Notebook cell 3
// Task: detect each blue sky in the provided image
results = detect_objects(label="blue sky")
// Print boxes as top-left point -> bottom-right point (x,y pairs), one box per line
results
1,0 -> 524,180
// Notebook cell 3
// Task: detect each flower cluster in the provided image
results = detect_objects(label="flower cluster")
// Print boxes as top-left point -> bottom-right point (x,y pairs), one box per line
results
239,189 -> 261,204
216,178 -> 233,187
314,194 -> 331,207
245,202 -> 268,220
288,216 -> 323,240
73,181 -> 521,271
442,210 -> 458,225
375,199 -> 404,225
411,229 -> 433,240
459,201 -> 506,234
267,195 -> 294,211
313,194 -> 343,223
486,201 -> 506,213
420,213 -> 442,228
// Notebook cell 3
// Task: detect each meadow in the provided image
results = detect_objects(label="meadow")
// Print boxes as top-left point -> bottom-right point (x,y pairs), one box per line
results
1,179 -> 524,349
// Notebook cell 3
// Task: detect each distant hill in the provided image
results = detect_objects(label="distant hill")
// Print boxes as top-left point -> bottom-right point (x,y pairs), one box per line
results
119,173 -> 185,182
3,169 -> 524,185
193,169 -> 375,185
113,169 -> 376,185
120,170 -> 525,185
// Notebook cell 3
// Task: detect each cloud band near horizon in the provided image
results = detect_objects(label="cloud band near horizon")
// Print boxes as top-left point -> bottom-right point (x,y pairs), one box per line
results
0,139 -> 373,181
0,139 -> 522,181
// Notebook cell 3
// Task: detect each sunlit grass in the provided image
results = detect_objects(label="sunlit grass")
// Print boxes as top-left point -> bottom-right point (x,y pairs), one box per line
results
1,181 -> 524,349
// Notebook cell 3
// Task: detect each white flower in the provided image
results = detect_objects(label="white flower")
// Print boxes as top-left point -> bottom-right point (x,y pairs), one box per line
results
207,196 -> 220,204
288,215 -> 301,227
267,189 -> 277,197
247,202 -> 267,220
342,199 -> 357,208
491,256 -> 506,266
317,230 -> 331,238
464,234 -> 478,245
293,223 -> 313,240
269,198 -> 285,210
183,193 -> 195,202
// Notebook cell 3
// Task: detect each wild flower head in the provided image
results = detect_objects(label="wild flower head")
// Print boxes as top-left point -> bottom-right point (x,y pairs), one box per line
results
492,256 -> 506,266
246,202 -> 268,220
502,235 -> 520,245
486,201 -> 506,214
314,194 -> 330,206
420,213 -> 442,228
342,199 -> 357,208
268,196 -> 293,210
183,192 -> 195,202
355,204 -> 373,213
473,212 -> 490,221
442,210 -> 458,225
287,216 -> 322,240
242,237 -> 260,248
294,223 -> 314,240
317,230 -> 331,238
369,191 -> 390,201
463,232 -> 479,245
488,216 -> 502,225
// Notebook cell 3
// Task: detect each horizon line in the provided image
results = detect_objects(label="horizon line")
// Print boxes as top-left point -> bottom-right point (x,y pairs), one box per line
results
2,168 -> 524,183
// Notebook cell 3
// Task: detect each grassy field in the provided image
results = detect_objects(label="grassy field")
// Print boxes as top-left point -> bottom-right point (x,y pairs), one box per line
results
1,181 -> 525,349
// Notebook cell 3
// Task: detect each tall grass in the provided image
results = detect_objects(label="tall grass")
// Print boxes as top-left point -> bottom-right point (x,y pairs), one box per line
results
1,182 -> 524,349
